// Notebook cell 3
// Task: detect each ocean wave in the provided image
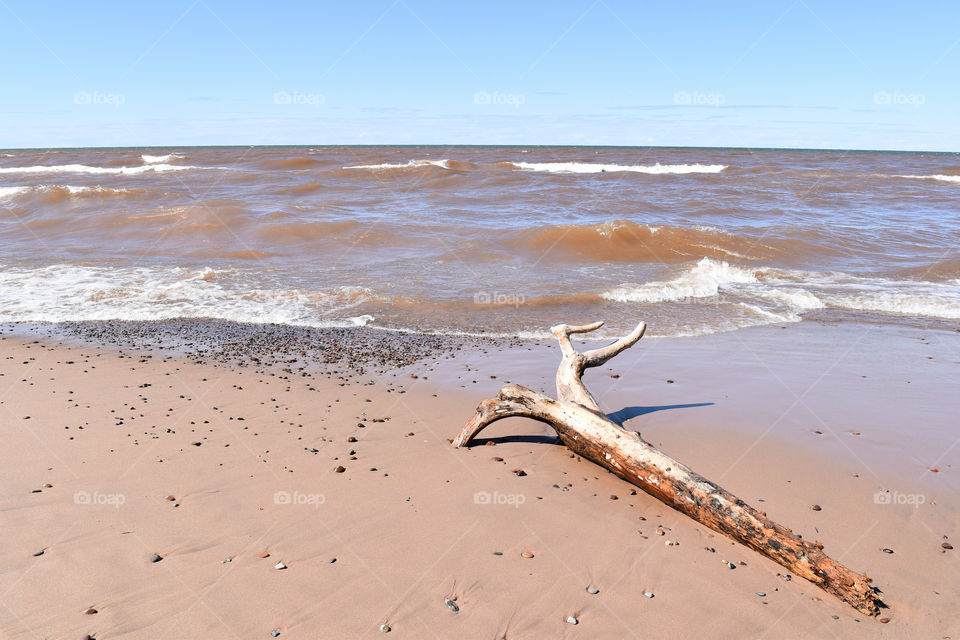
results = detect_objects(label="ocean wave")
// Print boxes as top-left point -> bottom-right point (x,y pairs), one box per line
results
0,163 -> 207,175
0,186 -> 31,200
895,174 -> 960,184
518,220 -> 783,263
508,161 -> 727,174
141,153 -> 184,164
0,264 -> 380,327
603,258 -> 760,303
603,258 -> 960,320
344,159 -> 453,170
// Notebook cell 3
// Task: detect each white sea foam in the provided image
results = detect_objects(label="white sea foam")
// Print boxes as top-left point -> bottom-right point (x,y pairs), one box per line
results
0,184 -> 132,199
344,159 -> 451,170
0,163 -> 206,175
141,153 -> 183,164
0,186 -> 31,200
603,257 -> 960,321
0,265 -> 378,327
602,258 -> 759,303
510,162 -> 727,174
895,174 -> 960,184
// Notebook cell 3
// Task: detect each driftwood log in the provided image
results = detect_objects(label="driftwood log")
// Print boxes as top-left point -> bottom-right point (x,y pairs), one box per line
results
454,321 -> 885,616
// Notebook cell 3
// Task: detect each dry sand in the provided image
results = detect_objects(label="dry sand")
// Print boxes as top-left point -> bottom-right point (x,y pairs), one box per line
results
0,320 -> 957,639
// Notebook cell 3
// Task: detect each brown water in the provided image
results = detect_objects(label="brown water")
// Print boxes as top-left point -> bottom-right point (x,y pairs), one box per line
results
1,146 -> 958,337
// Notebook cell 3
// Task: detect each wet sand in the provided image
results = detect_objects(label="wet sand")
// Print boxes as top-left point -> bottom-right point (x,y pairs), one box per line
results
0,320 -> 957,638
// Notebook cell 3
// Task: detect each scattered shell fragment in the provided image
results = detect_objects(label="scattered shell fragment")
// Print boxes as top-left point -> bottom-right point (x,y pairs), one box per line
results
165,495 -> 176,501
149,553 -> 163,563
566,616 -> 579,625
879,617 -> 890,624
32,549 -> 44,557
444,597 -> 459,614
941,542 -> 953,550
643,591 -> 654,598
83,608 -> 98,615
271,631 -> 280,637
882,548 -> 894,554
258,552 -> 270,559
586,586 -> 599,594
521,551 -> 534,559
334,466 -> 346,473
274,561 -> 287,570
379,623 -> 391,633
664,539 -> 679,546
756,592 -> 766,597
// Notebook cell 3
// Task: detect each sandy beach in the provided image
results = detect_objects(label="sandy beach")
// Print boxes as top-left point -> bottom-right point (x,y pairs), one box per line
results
1,319 -> 956,638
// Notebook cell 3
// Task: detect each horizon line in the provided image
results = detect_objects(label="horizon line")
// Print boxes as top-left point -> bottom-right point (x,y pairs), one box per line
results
1,144 -> 957,155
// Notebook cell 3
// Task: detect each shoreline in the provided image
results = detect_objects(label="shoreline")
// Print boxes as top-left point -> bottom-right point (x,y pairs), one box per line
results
1,318 -> 956,638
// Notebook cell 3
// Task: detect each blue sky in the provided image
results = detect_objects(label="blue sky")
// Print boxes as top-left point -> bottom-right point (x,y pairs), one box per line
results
1,0 -> 958,150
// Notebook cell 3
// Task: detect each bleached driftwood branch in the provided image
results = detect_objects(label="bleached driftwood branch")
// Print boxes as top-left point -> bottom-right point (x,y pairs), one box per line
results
454,321 -> 885,616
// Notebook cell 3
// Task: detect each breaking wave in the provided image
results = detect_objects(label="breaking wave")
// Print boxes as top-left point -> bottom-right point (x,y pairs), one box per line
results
0,264 -> 379,327
603,258 -> 960,320
508,161 -> 727,174
517,220 -> 789,263
0,163 -> 209,175
141,153 -> 184,164
895,174 -> 960,184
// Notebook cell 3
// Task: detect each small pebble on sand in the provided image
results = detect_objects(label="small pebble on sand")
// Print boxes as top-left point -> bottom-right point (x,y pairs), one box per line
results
149,553 -> 163,563
271,631 -> 280,637
587,586 -> 599,594
643,591 -> 654,598
879,617 -> 890,624
274,561 -> 287,570
379,623 -> 391,633
521,551 -> 534,559
32,550 -> 44,557
335,465 -> 346,473
756,592 -> 766,597
566,616 -> 579,625
83,608 -> 97,615
941,542 -> 953,550
811,504 -> 821,511
258,552 -> 270,558
882,548 -> 894,554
